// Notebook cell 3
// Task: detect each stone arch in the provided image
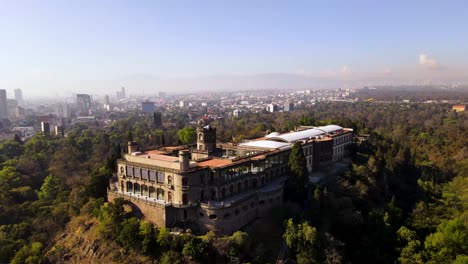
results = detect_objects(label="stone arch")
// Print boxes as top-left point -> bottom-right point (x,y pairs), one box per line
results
149,186 -> 156,198
141,185 -> 148,196
157,188 -> 165,200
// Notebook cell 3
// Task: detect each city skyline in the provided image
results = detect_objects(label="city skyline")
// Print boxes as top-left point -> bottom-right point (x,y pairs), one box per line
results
1,1 -> 468,96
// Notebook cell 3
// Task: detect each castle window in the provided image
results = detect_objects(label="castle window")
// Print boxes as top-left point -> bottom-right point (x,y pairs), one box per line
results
221,188 -> 226,199
134,183 -> 140,194
149,186 -> 156,198
157,188 -> 165,200
126,182 -> 133,193
167,175 -> 172,185
209,214 -> 217,220
182,193 -> 188,205
183,210 -> 188,220
141,185 -> 148,196
234,209 -> 240,216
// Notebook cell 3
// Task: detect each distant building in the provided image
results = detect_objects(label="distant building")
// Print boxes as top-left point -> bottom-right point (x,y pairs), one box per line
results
452,105 -> 465,112
153,111 -> 162,128
104,94 -> 110,105
0,89 -> 7,119
283,101 -> 294,112
117,87 -> 126,99
14,89 -> 23,107
159,92 -> 167,98
7,99 -> 18,118
76,94 -> 92,115
179,100 -> 187,108
233,109 -> 245,117
142,101 -> 156,113
41,122 -> 50,135
267,103 -> 279,113
12,126 -> 35,140
57,103 -> 72,118
55,125 -> 65,137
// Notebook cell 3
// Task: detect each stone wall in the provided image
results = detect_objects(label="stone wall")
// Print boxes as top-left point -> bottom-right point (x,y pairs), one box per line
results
108,192 -> 167,227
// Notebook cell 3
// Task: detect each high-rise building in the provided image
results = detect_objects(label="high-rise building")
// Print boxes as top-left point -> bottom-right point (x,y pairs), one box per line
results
267,103 -> 278,113
142,101 -> 155,113
76,94 -> 92,115
0,89 -> 7,119
41,122 -> 50,135
55,125 -> 65,137
14,89 -> 23,107
283,101 -> 294,112
7,99 -> 18,118
117,87 -> 126,99
121,87 -> 125,98
153,111 -> 162,128
104,94 -> 110,105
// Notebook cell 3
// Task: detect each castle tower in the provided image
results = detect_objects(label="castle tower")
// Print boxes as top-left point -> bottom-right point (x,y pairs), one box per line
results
197,125 -> 216,153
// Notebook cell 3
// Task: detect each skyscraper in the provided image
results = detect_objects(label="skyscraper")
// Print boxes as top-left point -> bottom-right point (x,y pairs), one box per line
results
76,94 -> 92,115
142,101 -> 155,113
14,89 -> 23,107
153,111 -> 162,128
41,122 -> 50,135
0,89 -> 7,119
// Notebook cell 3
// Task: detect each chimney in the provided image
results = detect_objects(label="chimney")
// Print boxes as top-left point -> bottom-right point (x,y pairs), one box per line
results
128,141 -> 138,154
179,150 -> 190,171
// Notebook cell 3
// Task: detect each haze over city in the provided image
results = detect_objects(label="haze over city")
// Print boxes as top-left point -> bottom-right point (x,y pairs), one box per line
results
1,0 -> 468,97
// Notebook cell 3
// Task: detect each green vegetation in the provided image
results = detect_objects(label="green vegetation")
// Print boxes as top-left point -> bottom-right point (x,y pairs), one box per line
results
0,102 -> 466,263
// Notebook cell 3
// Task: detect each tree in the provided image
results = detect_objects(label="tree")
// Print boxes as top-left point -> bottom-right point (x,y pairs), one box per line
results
37,175 -> 61,201
424,215 -> 468,263
117,217 -> 142,250
139,221 -> 157,255
286,142 -> 309,203
283,218 -> 323,264
177,127 -> 196,144
10,242 -> 43,264
182,236 -> 208,260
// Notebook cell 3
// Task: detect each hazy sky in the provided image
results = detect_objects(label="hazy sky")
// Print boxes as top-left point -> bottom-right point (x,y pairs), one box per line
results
1,1 -> 467,96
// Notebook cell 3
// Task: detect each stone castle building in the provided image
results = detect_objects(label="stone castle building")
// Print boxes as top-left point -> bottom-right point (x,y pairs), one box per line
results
108,125 -> 353,234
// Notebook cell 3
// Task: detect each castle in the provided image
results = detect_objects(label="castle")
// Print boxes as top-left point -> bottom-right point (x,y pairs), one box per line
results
108,125 -> 353,234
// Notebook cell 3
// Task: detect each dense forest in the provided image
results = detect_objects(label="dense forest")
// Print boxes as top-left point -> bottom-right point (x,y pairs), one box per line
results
0,102 -> 466,263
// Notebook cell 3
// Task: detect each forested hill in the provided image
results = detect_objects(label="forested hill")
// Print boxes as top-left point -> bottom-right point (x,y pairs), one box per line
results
0,102 -> 467,263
